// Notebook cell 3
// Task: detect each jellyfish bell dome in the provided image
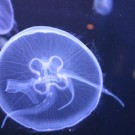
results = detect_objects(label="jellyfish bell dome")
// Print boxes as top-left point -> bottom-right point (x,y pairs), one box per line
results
0,0 -> 15,35
93,0 -> 113,15
0,26 -> 124,131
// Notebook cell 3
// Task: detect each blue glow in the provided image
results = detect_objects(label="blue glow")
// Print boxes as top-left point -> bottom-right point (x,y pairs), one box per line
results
94,0 -> 113,15
0,0 -> 15,35
0,26 -> 124,131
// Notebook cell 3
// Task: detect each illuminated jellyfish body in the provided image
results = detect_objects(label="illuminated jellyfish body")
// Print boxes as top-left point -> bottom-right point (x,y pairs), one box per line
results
0,26 -> 124,131
0,0 -> 15,35
93,0 -> 113,15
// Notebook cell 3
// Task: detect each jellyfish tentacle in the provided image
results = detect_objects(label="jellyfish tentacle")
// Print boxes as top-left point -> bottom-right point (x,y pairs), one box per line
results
5,88 -> 56,118
58,79 -> 74,110
1,115 -> 9,128
102,88 -> 124,107
5,79 -> 39,104
65,73 -> 99,89
31,88 -> 55,112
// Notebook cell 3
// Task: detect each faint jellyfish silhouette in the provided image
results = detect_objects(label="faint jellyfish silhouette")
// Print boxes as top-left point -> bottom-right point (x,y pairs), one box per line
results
0,0 -> 16,35
93,0 -> 113,15
0,26 -> 124,131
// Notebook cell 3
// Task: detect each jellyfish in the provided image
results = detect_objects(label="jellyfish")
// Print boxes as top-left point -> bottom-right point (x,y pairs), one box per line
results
0,0 -> 16,35
93,0 -> 113,15
0,26 -> 124,131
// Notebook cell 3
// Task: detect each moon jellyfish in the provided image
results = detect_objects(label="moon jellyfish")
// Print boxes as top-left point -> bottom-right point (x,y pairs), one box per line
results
0,26 -> 124,131
0,0 -> 16,35
93,0 -> 113,15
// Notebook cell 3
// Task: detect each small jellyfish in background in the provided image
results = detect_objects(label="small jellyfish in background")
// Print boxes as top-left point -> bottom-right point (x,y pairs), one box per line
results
93,0 -> 113,15
0,26 -> 124,131
0,0 -> 16,35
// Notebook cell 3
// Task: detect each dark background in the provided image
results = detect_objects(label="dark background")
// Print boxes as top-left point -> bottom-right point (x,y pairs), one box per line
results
0,0 -> 135,135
